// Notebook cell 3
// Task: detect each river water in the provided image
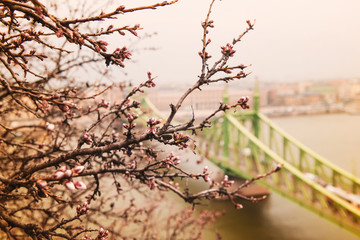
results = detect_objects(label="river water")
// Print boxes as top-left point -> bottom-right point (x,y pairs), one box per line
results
201,113 -> 360,240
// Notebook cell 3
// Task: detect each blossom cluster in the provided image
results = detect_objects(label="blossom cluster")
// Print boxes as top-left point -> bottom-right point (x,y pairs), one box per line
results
146,117 -> 161,135
221,175 -> 234,188
237,96 -> 250,109
82,227 -> 109,240
173,132 -> 190,148
221,43 -> 236,57
160,152 -> 181,169
202,165 -> 212,184
54,165 -> 87,190
76,202 -> 90,216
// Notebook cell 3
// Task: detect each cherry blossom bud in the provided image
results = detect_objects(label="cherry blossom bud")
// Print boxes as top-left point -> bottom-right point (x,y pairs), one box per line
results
74,180 -> 87,190
73,165 -> 85,174
53,171 -> 65,179
64,169 -> 73,178
46,122 -> 55,131
58,104 -> 70,112
203,166 -> 208,173
116,5 -> 125,12
204,175 -> 211,183
246,20 -> 252,27
107,25 -> 113,31
129,29 -> 138,36
236,203 -> 243,209
64,180 -> 75,190
37,180 -> 47,187
94,45 -> 101,53
132,100 -> 140,108
58,166 -> 67,172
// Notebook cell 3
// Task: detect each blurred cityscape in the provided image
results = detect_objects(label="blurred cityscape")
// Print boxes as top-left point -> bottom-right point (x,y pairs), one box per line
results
145,78 -> 360,118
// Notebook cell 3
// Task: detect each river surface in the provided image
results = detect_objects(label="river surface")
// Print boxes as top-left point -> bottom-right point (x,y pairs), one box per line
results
201,113 -> 360,240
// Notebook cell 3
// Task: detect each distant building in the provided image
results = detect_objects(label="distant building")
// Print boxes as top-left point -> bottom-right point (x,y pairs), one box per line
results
147,85 -> 253,112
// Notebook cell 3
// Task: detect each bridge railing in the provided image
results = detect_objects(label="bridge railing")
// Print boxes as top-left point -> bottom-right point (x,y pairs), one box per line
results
199,113 -> 360,234
256,113 -> 360,196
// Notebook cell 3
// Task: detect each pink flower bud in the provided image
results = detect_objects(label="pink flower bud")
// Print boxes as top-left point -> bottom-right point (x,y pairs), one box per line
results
46,122 -> 55,131
37,180 -> 47,187
58,166 -> 67,172
73,165 -> 85,174
53,171 -> 65,179
116,5 -> 125,12
74,180 -> 87,190
64,180 -> 75,190
236,203 -> 243,209
246,20 -> 252,27
204,175 -> 211,183
64,169 -> 73,178
203,166 -> 208,173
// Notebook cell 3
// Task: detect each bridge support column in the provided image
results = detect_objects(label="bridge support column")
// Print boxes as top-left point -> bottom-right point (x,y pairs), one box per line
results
252,78 -> 260,139
222,86 -> 230,158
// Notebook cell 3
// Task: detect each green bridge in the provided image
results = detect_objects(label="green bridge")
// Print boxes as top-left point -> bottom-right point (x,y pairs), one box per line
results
140,89 -> 360,236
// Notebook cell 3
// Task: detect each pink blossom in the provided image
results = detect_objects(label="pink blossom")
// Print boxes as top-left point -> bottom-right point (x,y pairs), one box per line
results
37,180 -> 47,187
221,43 -> 236,57
204,175 -> 211,183
73,165 -> 85,174
146,126 -> 157,135
58,166 -> 67,172
64,169 -> 73,178
82,133 -> 93,144
74,180 -> 87,190
64,180 -> 75,190
116,5 -> 125,12
45,122 -> 55,131
236,203 -> 243,210
53,171 -> 65,179
77,202 -> 90,215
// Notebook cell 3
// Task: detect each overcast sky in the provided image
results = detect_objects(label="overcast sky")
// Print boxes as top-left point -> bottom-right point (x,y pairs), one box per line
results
111,0 -> 360,86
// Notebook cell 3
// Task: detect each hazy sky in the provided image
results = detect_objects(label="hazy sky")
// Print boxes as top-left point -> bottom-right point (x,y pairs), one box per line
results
112,0 -> 360,86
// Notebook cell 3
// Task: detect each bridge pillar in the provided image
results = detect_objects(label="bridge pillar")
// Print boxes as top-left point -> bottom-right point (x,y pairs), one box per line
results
253,78 -> 260,138
222,86 -> 230,158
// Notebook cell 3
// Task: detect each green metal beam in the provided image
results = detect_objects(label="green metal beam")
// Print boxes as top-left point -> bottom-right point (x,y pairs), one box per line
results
139,97 -> 360,237
258,113 -> 360,186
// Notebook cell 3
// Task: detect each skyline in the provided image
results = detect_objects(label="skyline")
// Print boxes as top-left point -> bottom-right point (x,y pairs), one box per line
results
112,0 -> 360,86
